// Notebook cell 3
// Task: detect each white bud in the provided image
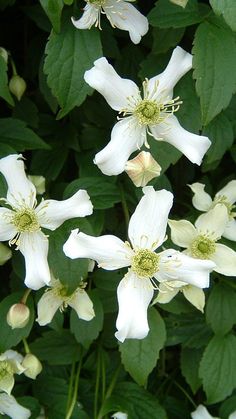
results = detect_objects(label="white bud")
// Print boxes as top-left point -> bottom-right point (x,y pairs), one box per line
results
169,0 -> 189,7
125,151 -> 161,187
7,303 -> 30,329
22,354 -> 42,379
0,47 -> 8,64
28,175 -> 46,195
0,243 -> 12,266
9,75 -> 26,101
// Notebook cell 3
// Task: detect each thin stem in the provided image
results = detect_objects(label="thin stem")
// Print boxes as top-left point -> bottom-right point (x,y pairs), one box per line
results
169,376 -> 197,409
10,58 -> 17,76
119,183 -> 130,229
66,362 -> 76,412
101,350 -> 106,401
22,338 -> 30,354
21,288 -> 31,304
97,364 -> 121,419
65,355 -> 83,419
94,349 -> 101,419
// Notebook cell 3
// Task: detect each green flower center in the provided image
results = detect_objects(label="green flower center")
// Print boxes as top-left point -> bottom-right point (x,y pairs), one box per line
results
190,235 -> 216,260
0,361 -> 13,379
88,0 -> 105,5
134,96 -> 182,126
132,249 -> 159,278
12,208 -> 40,233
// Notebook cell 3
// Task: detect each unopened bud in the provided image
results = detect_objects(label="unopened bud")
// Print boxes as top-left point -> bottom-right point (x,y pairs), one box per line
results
7,303 -> 30,329
28,175 -> 46,195
125,151 -> 161,187
9,75 -> 26,101
22,354 -> 42,379
0,243 -> 12,266
0,47 -> 8,64
169,0 -> 188,7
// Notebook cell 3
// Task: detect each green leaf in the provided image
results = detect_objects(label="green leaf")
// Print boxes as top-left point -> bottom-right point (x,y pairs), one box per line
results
180,347 -> 202,393
0,56 -> 14,105
119,308 -> 166,386
12,97 -> 39,129
40,0 -> 64,33
0,118 -> 49,151
44,14 -> 102,118
100,381 -> 167,419
202,113 -> 234,170
150,140 -> 181,173
152,27 -> 185,55
64,177 -> 121,209
148,0 -> 209,28
193,18 -> 236,125
70,290 -> 104,349
31,330 -> 80,364
199,333 -> 236,403
210,0 -> 236,31
206,283 -> 236,335
0,292 -> 34,352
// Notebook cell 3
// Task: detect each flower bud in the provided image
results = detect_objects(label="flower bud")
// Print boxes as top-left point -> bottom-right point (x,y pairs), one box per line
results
0,47 -> 8,64
22,354 -> 42,379
169,0 -> 188,7
28,175 -> 46,195
7,303 -> 30,329
9,75 -> 26,101
112,413 -> 128,419
125,151 -> 161,187
0,243 -> 12,266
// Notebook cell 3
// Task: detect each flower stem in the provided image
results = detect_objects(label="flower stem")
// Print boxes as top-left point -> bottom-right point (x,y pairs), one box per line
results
96,364 -> 121,419
65,354 -> 83,419
66,362 -> 76,412
21,288 -> 31,304
94,348 -> 101,419
22,338 -> 30,354
119,182 -> 130,229
165,374 -> 197,409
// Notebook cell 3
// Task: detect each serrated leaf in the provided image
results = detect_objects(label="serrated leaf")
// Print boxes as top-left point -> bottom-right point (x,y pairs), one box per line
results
206,283 -> 236,335
0,292 -> 34,352
40,0 -> 63,33
180,347 -> 202,393
193,18 -> 236,125
199,333 -> 236,403
0,56 -> 14,105
148,0 -> 209,28
202,112 -> 234,170
70,290 -> 104,348
119,308 -> 166,386
0,118 -> 49,150
210,0 -> 236,31
44,14 -> 102,118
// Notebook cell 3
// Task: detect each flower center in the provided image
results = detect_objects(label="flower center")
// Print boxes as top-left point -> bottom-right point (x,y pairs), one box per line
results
132,249 -> 159,278
134,96 -> 182,126
0,361 -> 13,379
87,0 -> 106,5
190,235 -> 216,260
12,208 -> 40,233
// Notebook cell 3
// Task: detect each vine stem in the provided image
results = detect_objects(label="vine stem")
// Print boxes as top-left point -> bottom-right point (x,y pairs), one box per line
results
21,288 -> 31,304
165,374 -> 197,409
65,353 -> 83,419
66,362 -> 76,412
22,338 -> 30,354
96,364 -> 121,419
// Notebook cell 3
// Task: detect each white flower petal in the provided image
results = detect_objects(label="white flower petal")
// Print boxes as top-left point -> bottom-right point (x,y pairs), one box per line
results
229,412 -> 236,419
104,0 -> 148,44
71,3 -> 99,29
84,57 -> 140,111
0,208 -> 17,241
212,243 -> 236,276
168,219 -> 197,248
0,154 -> 36,208
36,190 -> 93,230
63,229 -> 132,270
195,204 -> 228,239
183,286 -> 205,312
191,405 -> 218,419
223,218 -> 236,241
0,350 -> 23,365
0,393 -> 31,419
36,290 -> 63,326
69,290 -> 95,321
148,46 -> 192,99
157,249 -> 215,288
150,115 -> 211,165
216,179 -> 236,204
0,375 -> 14,395
188,182 -> 212,211
154,286 -> 179,304
18,231 -> 51,290
115,271 -> 154,342
128,187 -> 173,249
94,118 -> 146,175
112,412 -> 128,419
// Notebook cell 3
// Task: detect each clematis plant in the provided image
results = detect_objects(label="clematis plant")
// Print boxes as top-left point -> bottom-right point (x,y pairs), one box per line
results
84,47 -> 211,176
189,180 -> 236,241
0,393 -> 30,419
191,404 -> 236,419
71,0 -> 149,44
0,154 -> 93,290
168,204 -> 236,277
0,350 -> 25,395
63,187 -> 215,342
37,276 -> 95,326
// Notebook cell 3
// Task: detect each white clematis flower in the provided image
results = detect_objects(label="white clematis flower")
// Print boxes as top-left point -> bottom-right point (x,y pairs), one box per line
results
63,187 -> 215,342
0,350 -> 25,395
37,276 -> 95,326
0,393 -> 30,419
84,47 -> 211,176
0,154 -> 93,290
154,280 -> 205,312
191,404 -> 236,419
71,0 -> 149,44
169,204 -> 236,277
189,180 -> 236,241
